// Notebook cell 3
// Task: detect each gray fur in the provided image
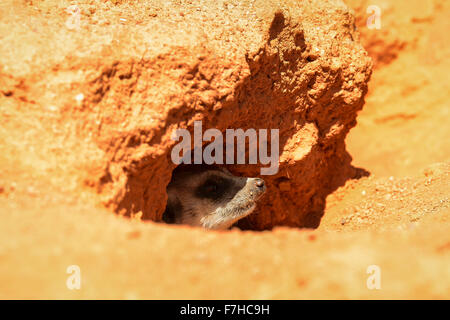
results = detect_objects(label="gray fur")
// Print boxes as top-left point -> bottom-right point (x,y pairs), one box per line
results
163,166 -> 266,229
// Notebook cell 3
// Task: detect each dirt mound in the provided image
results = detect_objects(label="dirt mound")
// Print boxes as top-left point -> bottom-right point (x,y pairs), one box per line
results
0,0 -> 448,299
0,0 -> 372,229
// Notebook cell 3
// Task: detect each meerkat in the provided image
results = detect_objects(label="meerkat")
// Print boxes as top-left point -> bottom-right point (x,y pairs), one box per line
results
163,165 -> 266,230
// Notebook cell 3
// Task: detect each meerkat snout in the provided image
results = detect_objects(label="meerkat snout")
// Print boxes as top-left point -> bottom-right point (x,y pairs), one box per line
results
162,165 -> 266,230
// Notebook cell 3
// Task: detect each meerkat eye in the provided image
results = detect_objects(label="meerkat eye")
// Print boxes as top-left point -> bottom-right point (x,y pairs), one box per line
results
202,180 -> 220,196
195,175 -> 230,200
205,182 -> 217,193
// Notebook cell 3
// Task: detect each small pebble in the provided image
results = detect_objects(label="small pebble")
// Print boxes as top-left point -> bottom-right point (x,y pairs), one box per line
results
75,93 -> 84,103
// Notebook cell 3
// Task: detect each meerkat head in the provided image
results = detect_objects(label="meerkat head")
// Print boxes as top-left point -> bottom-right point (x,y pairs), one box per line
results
163,165 -> 266,230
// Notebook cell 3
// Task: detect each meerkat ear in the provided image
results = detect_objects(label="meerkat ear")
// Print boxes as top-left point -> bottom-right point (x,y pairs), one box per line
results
162,193 -> 182,224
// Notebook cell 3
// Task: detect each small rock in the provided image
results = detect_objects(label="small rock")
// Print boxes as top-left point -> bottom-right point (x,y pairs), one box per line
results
75,93 -> 84,103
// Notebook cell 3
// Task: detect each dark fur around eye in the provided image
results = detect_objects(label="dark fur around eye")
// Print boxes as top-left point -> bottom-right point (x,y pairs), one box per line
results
163,197 -> 183,224
195,176 -> 232,201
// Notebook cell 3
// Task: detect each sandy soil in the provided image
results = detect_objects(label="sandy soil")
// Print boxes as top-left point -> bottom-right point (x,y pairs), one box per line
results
346,0 -> 450,177
0,0 -> 448,299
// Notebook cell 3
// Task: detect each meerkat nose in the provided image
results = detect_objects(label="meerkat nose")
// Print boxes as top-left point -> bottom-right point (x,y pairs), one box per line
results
255,178 -> 265,188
